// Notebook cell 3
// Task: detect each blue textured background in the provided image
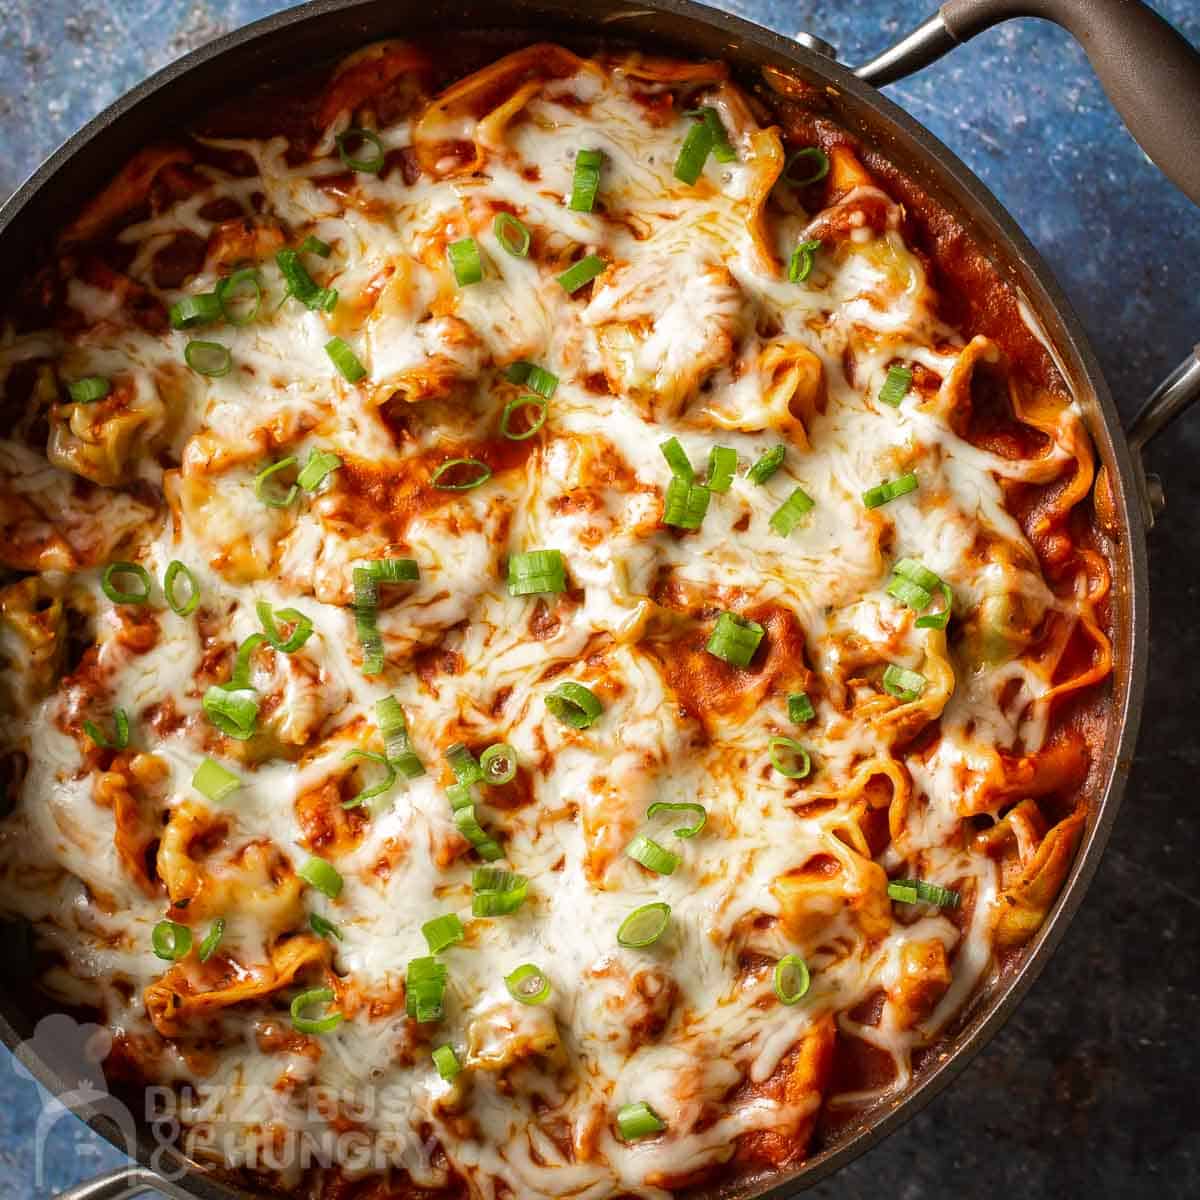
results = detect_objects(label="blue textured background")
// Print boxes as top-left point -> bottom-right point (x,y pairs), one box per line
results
1,2 -> 1198,1196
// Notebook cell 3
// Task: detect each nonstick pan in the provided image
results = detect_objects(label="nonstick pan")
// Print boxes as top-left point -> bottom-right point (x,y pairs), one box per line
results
1,1 -> 1197,1197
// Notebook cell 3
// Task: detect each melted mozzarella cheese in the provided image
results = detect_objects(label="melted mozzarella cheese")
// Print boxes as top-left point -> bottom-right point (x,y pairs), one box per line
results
0,46 -> 1107,1199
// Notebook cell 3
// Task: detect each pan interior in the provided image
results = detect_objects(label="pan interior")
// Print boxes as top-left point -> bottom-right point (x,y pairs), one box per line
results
0,3 -> 1145,1196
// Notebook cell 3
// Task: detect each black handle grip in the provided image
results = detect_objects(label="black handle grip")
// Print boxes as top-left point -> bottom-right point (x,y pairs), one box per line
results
941,0 -> 1200,207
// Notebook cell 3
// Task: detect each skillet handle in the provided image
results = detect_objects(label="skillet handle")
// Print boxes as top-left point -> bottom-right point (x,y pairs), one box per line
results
52,1166 -> 190,1200
856,0 -> 1200,208
1127,344 -> 1200,454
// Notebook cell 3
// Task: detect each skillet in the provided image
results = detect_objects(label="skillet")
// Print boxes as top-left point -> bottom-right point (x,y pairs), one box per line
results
1,1 -> 1197,1197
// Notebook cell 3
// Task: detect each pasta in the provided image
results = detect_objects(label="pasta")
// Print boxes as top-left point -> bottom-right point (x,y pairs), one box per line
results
0,39 -> 1113,1198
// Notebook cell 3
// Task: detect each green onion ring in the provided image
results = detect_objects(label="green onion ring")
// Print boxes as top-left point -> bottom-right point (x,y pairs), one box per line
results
505,963 -> 552,1005
499,395 -> 548,440
430,458 -> 492,491
101,561 -> 152,605
616,902 -> 671,949
773,954 -> 811,1004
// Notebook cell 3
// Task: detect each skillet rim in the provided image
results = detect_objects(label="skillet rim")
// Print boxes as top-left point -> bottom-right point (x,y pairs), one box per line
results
0,1 -> 1149,1195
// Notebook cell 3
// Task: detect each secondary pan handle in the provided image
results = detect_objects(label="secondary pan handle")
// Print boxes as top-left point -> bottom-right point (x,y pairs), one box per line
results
52,1165 -> 191,1200
855,0 -> 1200,209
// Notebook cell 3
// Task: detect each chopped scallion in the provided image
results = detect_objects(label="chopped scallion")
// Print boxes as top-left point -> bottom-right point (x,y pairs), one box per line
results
448,237 -> 483,286
625,834 -> 679,876
545,681 -> 602,730
568,148 -> 604,212
493,211 -> 531,257
505,963 -> 551,1005
335,127 -> 386,173
706,611 -> 765,668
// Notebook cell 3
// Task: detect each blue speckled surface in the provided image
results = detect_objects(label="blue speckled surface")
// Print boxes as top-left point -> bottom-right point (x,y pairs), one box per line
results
1,2 -> 1198,1196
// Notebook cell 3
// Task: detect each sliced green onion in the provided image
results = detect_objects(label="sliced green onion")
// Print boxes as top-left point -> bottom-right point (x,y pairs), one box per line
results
298,855 -> 343,899
430,457 -> 492,491
617,1101 -> 665,1141
256,600 -> 314,653
202,684 -> 259,741
545,681 -> 602,730
255,456 -> 299,508
769,736 -> 811,780
886,575 -> 932,612
889,559 -> 953,630
184,340 -> 232,377
625,834 -> 680,876
446,743 -> 484,786
454,803 -> 503,862
504,360 -> 558,398
479,743 -> 517,785
406,956 -> 448,1022
686,106 -> 736,162
788,239 -> 823,284
152,920 -> 192,961
500,395 -> 548,440
275,248 -> 331,310
83,709 -> 129,751
422,913 -> 466,954
325,336 -> 366,383
342,749 -> 396,808
660,436 -> 694,481
888,877 -> 961,908
229,632 -> 266,689
169,292 -> 221,330
617,902 -> 671,949
432,1044 -> 461,1080
508,549 -> 566,596
196,918 -> 225,963
882,664 -> 927,702
163,561 -> 200,616
863,472 -> 919,508
291,986 -> 343,1034
773,953 -> 811,1004
706,612 -> 765,669
769,486 -> 816,536
557,254 -> 606,294
788,692 -> 815,723
101,561 -> 152,605
309,913 -> 342,940
353,566 -> 384,676
493,212 -> 531,257
706,445 -> 737,493
505,963 -> 551,1005
472,867 -> 529,917
377,696 -> 424,779
663,476 -> 711,530
568,148 -> 604,212
297,449 -> 342,491
300,234 -> 332,257
878,365 -> 913,408
915,591 -> 953,632
674,117 -> 715,185
784,146 -> 830,186
646,801 -> 707,839
215,268 -> 262,326
747,444 -> 786,485
368,558 -> 421,584
192,757 -> 240,802
336,126 -> 386,173
448,237 -> 483,287
66,376 -> 111,404
447,781 -> 473,813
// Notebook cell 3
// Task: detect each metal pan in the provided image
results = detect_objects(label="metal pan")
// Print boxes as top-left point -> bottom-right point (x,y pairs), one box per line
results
1,1 -> 1196,1197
